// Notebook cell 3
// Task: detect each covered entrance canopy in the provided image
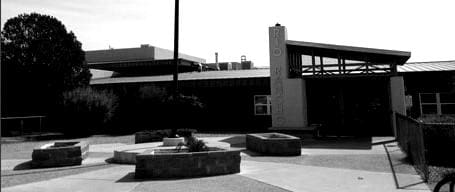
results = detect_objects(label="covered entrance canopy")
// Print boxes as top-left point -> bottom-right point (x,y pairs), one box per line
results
286,40 -> 410,136
268,25 -> 410,136
286,40 -> 410,78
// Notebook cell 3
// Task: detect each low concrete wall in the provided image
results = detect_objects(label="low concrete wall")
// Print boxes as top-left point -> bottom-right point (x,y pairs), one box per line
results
135,148 -> 240,179
32,141 -> 89,168
246,133 -> 301,156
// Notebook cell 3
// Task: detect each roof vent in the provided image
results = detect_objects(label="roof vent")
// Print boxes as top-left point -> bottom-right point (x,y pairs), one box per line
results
140,44 -> 150,48
241,55 -> 246,62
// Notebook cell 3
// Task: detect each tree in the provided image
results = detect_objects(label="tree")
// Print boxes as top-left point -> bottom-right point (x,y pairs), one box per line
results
165,94 -> 204,137
1,13 -> 91,116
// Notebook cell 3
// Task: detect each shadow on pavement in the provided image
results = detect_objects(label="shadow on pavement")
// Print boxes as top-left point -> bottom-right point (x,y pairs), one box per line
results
13,160 -> 33,170
220,135 -> 246,148
302,136 -> 372,150
116,171 -> 233,183
116,172 -> 137,182
240,149 -> 265,157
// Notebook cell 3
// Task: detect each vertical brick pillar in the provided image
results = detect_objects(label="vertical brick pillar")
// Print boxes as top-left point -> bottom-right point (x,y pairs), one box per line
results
269,25 -> 308,129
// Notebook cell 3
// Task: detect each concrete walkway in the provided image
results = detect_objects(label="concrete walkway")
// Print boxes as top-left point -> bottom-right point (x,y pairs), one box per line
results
2,137 -> 431,192
2,159 -> 429,192
241,160 -> 428,192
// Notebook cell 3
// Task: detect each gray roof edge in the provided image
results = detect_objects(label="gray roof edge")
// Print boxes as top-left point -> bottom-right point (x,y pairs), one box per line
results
286,40 -> 411,57
403,60 -> 455,64
88,58 -> 198,65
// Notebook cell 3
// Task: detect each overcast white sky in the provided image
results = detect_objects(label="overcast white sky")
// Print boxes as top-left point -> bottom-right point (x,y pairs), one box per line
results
2,0 -> 454,67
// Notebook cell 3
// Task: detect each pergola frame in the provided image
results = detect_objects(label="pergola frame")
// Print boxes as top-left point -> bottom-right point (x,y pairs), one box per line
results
286,40 -> 411,78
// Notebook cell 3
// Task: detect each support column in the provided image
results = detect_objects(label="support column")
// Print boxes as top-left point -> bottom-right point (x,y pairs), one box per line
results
390,76 -> 406,136
269,25 -> 308,129
390,76 -> 406,115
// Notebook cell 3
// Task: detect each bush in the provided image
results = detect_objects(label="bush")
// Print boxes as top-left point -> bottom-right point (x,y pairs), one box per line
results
58,87 -> 118,136
176,129 -> 197,138
423,123 -> 455,167
176,136 -> 208,152
419,115 -> 455,124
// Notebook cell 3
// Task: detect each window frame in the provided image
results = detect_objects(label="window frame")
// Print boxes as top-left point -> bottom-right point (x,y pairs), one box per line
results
254,95 -> 271,116
419,92 -> 455,115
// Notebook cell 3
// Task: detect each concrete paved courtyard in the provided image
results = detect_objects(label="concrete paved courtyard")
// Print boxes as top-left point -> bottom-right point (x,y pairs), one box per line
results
1,136 -> 431,192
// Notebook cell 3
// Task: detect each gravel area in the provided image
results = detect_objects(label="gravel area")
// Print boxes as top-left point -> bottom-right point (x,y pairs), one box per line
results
425,166 -> 455,192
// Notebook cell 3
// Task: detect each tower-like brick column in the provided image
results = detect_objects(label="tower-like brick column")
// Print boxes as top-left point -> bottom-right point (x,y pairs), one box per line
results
269,25 -> 308,129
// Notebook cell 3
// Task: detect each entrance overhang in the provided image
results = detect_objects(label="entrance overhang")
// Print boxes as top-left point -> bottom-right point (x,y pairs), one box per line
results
268,25 -> 410,134
286,40 -> 411,78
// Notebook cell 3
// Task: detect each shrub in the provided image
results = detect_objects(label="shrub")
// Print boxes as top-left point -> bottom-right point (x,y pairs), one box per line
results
423,123 -> 455,167
58,87 -> 118,135
176,129 -> 197,138
418,115 -> 455,124
176,136 -> 208,152
138,85 -> 167,102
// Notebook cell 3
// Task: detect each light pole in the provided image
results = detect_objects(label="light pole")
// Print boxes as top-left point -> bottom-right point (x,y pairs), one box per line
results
171,0 -> 180,138
173,0 -> 179,97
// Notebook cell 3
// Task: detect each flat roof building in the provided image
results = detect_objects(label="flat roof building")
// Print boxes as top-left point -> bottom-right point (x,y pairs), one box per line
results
88,26 -> 455,134
86,44 -> 205,77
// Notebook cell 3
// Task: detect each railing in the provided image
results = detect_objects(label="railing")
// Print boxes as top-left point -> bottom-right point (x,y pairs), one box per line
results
286,49 -> 398,78
1,116 -> 46,136
395,113 -> 429,181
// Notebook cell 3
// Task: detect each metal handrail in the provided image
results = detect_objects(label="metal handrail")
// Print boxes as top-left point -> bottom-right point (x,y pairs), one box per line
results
1,116 -> 46,136
1,115 -> 46,120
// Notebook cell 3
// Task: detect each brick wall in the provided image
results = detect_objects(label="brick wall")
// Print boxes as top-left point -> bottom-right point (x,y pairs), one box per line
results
135,149 -> 240,178
31,141 -> 89,168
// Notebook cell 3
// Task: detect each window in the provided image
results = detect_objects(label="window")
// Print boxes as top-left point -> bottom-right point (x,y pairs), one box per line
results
254,95 -> 271,115
419,93 -> 455,115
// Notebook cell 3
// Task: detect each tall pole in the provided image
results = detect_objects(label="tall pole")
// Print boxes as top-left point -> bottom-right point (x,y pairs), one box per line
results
171,0 -> 180,137
173,0 -> 179,97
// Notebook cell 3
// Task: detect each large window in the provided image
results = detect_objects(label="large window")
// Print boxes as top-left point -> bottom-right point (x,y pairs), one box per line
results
254,95 -> 271,115
419,93 -> 455,115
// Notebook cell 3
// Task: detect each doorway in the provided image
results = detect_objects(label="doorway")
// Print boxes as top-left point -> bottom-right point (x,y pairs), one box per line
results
307,77 -> 392,136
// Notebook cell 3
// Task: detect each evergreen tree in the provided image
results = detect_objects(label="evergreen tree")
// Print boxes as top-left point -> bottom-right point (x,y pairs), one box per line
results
1,13 -> 91,116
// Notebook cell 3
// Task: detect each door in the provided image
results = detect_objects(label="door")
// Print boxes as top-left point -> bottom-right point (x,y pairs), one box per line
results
307,77 -> 392,136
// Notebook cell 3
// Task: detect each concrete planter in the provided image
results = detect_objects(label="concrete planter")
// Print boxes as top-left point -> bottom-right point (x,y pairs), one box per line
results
135,148 -> 241,179
246,133 -> 301,156
31,141 -> 89,168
